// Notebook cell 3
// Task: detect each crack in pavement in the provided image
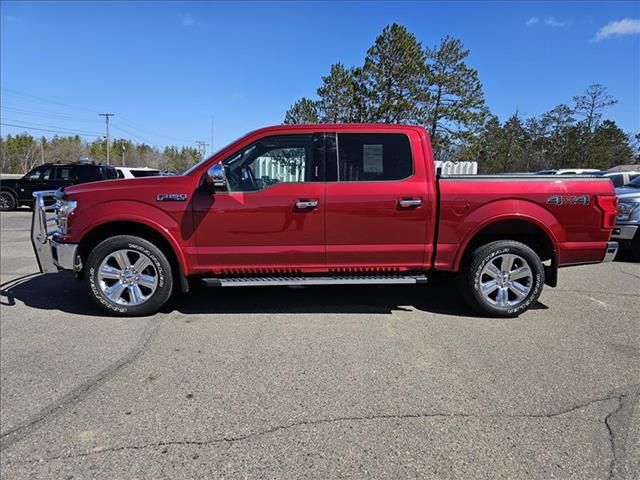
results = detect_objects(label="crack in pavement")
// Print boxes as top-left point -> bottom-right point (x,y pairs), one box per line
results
605,396 -> 622,480
613,267 -> 640,281
605,392 -> 639,480
0,317 -> 164,452
7,386 -> 639,468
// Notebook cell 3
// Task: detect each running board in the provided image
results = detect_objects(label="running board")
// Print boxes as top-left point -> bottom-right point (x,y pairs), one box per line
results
201,274 -> 428,288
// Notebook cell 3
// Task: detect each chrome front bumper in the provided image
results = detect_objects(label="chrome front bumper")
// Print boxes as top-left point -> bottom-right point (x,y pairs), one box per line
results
30,190 -> 79,273
602,241 -> 619,263
611,224 -> 638,241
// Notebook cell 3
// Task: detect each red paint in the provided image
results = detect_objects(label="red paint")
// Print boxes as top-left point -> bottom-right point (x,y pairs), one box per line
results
62,124 -> 615,278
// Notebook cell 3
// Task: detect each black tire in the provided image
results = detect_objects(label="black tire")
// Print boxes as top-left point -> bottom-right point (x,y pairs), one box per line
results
0,191 -> 17,211
631,232 -> 640,262
85,235 -> 174,316
460,240 -> 544,318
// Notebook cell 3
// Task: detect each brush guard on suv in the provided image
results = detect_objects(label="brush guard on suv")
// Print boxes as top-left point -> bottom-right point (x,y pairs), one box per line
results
31,190 -> 80,274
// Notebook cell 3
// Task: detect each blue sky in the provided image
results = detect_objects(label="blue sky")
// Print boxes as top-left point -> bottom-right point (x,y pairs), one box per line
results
1,1 -> 639,154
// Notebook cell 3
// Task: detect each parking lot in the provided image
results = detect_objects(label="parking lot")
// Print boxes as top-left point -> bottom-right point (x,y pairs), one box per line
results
0,210 -> 638,479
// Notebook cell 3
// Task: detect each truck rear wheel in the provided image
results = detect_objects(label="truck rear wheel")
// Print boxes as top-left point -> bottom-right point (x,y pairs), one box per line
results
86,235 -> 174,316
461,240 -> 544,317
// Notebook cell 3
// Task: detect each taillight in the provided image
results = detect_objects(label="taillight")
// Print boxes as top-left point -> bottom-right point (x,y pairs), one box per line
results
596,195 -> 617,229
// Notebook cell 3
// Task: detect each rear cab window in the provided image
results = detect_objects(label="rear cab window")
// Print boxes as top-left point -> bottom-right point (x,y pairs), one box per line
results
325,133 -> 413,182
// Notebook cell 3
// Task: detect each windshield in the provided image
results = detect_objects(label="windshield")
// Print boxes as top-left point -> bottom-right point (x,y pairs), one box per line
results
623,176 -> 640,188
182,136 -> 245,175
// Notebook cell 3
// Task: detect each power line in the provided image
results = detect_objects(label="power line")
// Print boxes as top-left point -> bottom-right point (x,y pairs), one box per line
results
1,87 -> 100,114
116,116 -> 192,144
0,122 -> 102,137
1,118 -> 103,135
0,105 -> 99,123
1,117 -> 101,132
2,87 -> 193,146
111,125 -> 151,145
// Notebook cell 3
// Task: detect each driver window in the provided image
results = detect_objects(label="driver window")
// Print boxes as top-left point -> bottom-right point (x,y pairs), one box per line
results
223,135 -> 315,192
25,167 -> 51,182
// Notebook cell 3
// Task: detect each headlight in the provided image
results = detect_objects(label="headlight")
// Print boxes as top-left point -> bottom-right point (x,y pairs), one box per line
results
55,199 -> 78,235
616,201 -> 640,222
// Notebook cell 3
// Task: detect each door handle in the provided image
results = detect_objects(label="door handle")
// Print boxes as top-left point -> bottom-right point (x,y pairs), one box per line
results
294,200 -> 318,210
397,198 -> 422,208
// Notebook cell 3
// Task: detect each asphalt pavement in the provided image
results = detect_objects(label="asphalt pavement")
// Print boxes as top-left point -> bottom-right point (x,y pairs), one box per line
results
1,210 -> 639,479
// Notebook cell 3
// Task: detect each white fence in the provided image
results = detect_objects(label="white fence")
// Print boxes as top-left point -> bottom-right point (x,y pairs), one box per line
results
435,161 -> 478,175
254,157 -> 304,183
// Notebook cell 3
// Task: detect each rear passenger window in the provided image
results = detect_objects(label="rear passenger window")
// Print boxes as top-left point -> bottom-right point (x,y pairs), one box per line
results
57,167 -> 76,180
336,133 -> 412,182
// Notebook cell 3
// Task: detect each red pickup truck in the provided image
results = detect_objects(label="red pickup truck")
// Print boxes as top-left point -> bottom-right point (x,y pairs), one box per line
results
31,124 -> 618,317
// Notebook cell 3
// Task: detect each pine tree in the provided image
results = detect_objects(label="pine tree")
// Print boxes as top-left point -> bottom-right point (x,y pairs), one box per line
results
362,23 -> 428,123
316,63 -> 362,122
424,36 -> 486,155
573,84 -> 618,132
283,98 -> 319,124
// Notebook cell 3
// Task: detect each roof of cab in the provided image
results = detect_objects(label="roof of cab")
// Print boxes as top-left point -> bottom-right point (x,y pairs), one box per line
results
247,123 -> 429,136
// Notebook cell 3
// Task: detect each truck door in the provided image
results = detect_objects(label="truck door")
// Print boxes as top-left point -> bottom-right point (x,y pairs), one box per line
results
192,133 -> 326,274
51,165 -> 78,189
19,165 -> 53,202
324,131 -> 435,272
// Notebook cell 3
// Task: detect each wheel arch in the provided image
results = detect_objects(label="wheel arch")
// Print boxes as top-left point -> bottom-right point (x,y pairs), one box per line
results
455,217 -> 559,287
77,220 -> 189,292
0,186 -> 18,198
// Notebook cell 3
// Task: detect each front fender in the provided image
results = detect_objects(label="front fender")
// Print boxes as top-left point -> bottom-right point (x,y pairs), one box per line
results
70,200 -> 190,274
451,199 -> 564,271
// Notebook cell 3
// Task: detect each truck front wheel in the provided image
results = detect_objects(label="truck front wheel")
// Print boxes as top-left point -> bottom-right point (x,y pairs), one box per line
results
85,235 -> 174,316
461,240 -> 544,317
0,191 -> 17,211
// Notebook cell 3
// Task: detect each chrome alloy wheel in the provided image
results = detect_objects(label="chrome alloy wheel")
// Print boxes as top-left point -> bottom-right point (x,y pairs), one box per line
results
478,253 -> 533,308
0,193 -> 12,210
97,249 -> 158,306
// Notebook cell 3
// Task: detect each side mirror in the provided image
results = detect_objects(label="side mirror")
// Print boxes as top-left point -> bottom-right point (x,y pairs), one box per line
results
206,164 -> 227,189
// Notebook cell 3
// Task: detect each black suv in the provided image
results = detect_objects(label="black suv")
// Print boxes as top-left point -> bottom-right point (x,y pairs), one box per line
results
0,162 -> 117,211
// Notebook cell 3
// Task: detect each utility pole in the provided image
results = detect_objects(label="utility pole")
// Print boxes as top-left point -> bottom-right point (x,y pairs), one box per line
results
195,140 -> 208,160
40,137 -> 45,165
121,142 -> 126,167
210,115 -> 214,155
98,113 -> 114,164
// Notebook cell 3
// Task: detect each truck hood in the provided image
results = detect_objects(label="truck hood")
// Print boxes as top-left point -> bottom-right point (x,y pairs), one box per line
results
615,186 -> 640,199
63,176 -> 185,196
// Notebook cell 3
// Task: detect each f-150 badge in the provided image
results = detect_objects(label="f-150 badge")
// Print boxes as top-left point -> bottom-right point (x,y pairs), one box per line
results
157,194 -> 188,202
546,195 -> 590,205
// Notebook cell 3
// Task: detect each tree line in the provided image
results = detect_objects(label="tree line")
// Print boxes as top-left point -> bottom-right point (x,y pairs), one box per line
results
284,23 -> 637,173
0,134 -> 201,174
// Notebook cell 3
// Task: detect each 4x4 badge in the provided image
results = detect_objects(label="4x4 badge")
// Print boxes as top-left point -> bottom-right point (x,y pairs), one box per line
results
546,195 -> 590,205
157,193 -> 188,202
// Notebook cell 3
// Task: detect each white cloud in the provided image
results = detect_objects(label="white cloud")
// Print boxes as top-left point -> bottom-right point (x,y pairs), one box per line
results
526,17 -> 540,26
181,14 -> 194,27
593,18 -> 640,42
543,17 -> 565,28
